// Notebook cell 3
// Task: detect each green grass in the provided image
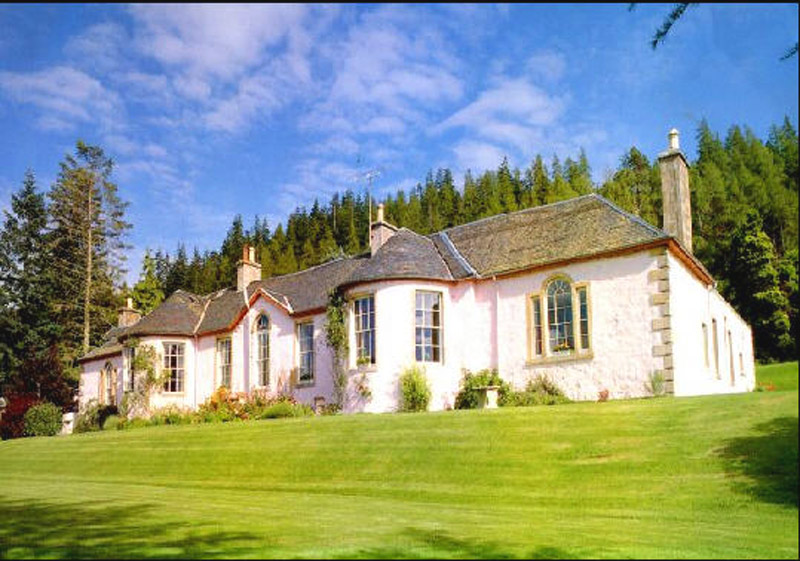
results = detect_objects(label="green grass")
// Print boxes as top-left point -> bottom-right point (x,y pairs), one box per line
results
1,383 -> 797,558
756,360 -> 799,391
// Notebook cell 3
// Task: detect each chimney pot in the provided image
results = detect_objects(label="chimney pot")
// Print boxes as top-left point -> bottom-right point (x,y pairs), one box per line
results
242,245 -> 250,263
377,203 -> 385,223
237,243 -> 261,291
249,246 -> 255,263
126,297 -> 133,309
668,128 -> 680,151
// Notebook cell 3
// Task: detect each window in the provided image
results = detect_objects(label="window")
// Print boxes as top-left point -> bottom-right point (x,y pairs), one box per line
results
711,319 -> 719,379
702,323 -> 709,368
528,276 -> 591,361
354,295 -> 375,364
163,342 -> 185,393
102,362 -> 115,405
739,352 -> 744,377
297,322 -> 315,384
531,296 -> 543,357
124,346 -> 136,392
577,286 -> 590,351
547,279 -> 574,353
415,291 -> 442,362
217,338 -> 232,389
256,314 -> 270,387
728,330 -> 735,385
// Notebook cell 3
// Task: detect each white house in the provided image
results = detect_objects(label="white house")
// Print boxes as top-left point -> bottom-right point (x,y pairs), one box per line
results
78,130 -> 755,414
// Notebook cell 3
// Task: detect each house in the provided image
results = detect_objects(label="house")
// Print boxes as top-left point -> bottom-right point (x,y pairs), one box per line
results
78,130 -> 756,414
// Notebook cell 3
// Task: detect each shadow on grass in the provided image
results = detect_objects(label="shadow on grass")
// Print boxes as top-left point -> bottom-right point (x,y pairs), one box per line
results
0,497 -> 264,559
716,416 -> 799,508
333,527 -> 576,559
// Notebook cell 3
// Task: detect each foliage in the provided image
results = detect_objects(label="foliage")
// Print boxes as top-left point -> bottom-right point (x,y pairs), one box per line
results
23,402 -> 63,437
102,414 -> 123,431
454,369 -> 511,409
191,388 -> 313,425
325,289 -> 349,408
0,393 -> 40,440
74,400 -> 119,434
1,345 -> 77,414
48,141 -> 131,358
505,376 -> 571,407
131,250 -> 164,315
398,365 -> 431,412
119,342 -> 162,417
647,370 -> 667,397
728,210 -> 793,360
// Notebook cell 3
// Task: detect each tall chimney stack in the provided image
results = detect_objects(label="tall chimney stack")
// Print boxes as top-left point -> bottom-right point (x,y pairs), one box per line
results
118,297 -> 141,327
237,244 -> 262,291
370,203 -> 397,256
658,128 -> 692,253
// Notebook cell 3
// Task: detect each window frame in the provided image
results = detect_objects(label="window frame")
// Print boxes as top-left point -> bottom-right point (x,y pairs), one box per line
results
415,290 -> 443,364
162,341 -> 185,394
526,275 -> 592,364
296,321 -> 315,386
216,336 -> 232,390
352,293 -> 376,367
124,346 -> 136,392
253,313 -> 270,388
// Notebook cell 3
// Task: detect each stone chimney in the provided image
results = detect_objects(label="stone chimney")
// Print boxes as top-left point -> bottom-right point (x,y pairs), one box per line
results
370,203 -> 397,256
658,128 -> 692,253
237,244 -> 262,291
118,297 -> 141,328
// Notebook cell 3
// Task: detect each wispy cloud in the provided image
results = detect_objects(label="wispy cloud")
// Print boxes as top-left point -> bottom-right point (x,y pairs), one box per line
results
0,66 -> 124,131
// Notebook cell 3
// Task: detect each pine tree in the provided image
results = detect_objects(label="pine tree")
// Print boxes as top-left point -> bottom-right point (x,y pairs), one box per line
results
132,250 -> 165,315
49,141 -> 130,357
728,210 -> 792,360
0,171 -> 60,383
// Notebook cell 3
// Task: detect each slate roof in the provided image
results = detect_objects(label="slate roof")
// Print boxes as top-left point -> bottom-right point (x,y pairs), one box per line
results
345,228 -> 452,285
80,326 -> 126,362
442,194 -> 669,277
80,193 -> 700,360
123,290 -> 207,338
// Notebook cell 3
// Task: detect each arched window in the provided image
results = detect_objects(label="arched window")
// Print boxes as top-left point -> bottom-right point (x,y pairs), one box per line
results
101,362 -> 116,405
256,314 -> 270,387
547,278 -> 574,353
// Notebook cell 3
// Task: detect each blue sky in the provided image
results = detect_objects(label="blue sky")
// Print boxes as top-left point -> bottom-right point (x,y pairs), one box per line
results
0,4 -> 797,285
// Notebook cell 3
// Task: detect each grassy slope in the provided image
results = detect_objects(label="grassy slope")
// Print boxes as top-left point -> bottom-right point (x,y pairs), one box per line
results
1,377 -> 797,558
756,361 -> 799,391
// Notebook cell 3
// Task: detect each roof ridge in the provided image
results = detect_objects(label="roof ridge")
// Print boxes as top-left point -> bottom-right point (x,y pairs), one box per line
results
258,256 -> 354,282
433,231 -> 479,279
418,232 -> 455,281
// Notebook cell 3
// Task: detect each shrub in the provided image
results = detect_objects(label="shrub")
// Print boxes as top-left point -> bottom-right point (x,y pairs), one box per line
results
23,402 -> 63,437
647,371 -> 666,397
505,376 -> 571,407
149,406 -> 193,426
254,400 -> 313,419
597,388 -> 610,402
102,414 -> 128,431
0,393 -> 40,440
398,365 -> 431,412
74,401 -> 119,433
454,369 -> 511,409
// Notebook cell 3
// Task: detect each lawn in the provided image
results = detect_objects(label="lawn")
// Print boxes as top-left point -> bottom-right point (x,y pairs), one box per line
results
756,360 -> 799,392
0,373 -> 797,559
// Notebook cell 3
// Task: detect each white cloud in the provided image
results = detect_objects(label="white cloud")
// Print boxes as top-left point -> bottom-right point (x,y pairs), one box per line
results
0,66 -> 123,131
129,4 -> 310,80
436,78 -> 565,133
452,140 -> 508,173
64,22 -> 130,72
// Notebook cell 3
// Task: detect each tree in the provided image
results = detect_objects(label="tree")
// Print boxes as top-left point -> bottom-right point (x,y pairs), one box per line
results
633,3 -> 797,60
0,171 -> 59,384
132,250 -> 165,315
49,142 -> 130,359
727,210 -> 792,360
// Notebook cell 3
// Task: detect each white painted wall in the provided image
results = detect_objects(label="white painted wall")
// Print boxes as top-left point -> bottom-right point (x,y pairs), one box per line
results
79,354 -> 123,409
668,253 -> 755,396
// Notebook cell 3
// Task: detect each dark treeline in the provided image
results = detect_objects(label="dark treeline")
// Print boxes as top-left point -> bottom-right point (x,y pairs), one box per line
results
137,119 -> 798,362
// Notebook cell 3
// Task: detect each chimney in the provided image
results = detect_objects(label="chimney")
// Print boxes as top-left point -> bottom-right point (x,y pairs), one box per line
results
237,244 -> 262,291
118,297 -> 141,327
658,128 -> 692,253
370,203 -> 397,256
